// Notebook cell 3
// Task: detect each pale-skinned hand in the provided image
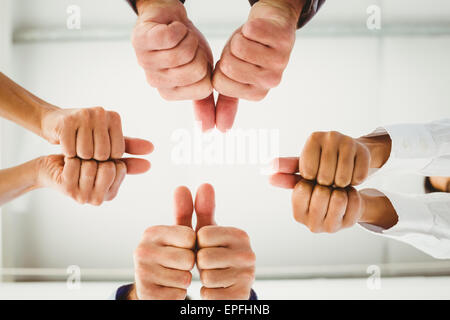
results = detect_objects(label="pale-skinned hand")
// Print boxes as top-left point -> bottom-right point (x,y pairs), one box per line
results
37,137 -> 153,206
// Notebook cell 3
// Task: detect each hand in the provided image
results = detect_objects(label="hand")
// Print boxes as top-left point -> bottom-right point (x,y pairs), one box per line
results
41,106 -> 127,161
212,0 -> 302,132
36,137 -> 153,206
271,177 -> 364,233
130,183 -> 255,300
132,0 -> 215,131
192,185 -> 256,300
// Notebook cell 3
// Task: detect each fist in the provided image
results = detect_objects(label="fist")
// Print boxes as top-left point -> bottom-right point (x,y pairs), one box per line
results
299,131 -> 371,187
41,106 -> 125,161
36,137 -> 153,205
291,179 -> 364,233
212,0 -> 299,131
197,226 -> 256,300
133,225 -> 196,300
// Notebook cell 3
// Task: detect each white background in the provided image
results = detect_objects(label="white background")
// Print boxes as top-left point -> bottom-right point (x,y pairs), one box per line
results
0,0 -> 449,281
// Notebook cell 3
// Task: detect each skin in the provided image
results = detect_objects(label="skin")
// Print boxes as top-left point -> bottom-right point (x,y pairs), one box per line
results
269,130 -> 399,233
0,137 -> 153,207
0,72 -> 138,161
270,176 -> 399,233
133,0 -> 305,132
271,131 -> 392,189
213,0 -> 304,132
129,184 -> 256,300
429,176 -> 450,193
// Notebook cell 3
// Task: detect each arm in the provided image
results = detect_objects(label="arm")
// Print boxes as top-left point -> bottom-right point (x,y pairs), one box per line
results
367,119 -> 450,177
360,189 -> 450,260
0,138 -> 153,207
0,159 -> 40,206
0,72 -> 134,161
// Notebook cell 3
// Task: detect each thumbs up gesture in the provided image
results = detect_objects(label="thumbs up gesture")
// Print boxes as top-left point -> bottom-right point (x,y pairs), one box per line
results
130,184 -> 255,300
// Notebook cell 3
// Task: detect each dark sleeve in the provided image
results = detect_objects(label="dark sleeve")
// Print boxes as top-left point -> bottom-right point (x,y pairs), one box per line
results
125,0 -> 186,14
249,0 -> 325,28
115,284 -> 258,300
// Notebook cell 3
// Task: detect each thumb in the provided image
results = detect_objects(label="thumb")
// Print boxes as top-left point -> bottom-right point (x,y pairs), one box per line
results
195,183 -> 216,231
125,137 -> 154,155
134,21 -> 188,51
193,94 -> 216,132
121,158 -> 151,175
215,94 -> 239,133
173,186 -> 194,228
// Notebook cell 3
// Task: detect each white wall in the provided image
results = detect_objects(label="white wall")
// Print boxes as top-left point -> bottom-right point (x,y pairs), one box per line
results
1,0 -> 449,276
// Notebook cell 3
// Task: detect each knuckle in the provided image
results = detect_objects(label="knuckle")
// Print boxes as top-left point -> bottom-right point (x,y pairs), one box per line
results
230,35 -> 247,59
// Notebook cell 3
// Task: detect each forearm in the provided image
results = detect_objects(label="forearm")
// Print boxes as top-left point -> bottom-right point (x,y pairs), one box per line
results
359,190 -> 398,229
0,72 -> 58,138
357,134 -> 392,169
0,158 -> 41,206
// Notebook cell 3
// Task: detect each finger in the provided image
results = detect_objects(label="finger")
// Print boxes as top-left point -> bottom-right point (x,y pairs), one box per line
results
242,18 -> 292,49
307,185 -> 332,233
137,283 -> 187,300
342,188 -> 363,228
143,225 -> 196,249
60,126 -> 77,158
148,265 -> 192,290
173,186 -> 194,228
197,226 -> 249,249
201,285 -> 251,300
272,157 -> 299,173
269,173 -> 301,189
121,158 -> 151,175
335,143 -> 356,188
108,112 -> 125,159
221,47 -> 280,89
299,136 -> 321,181
197,248 -> 254,269
351,147 -> 370,185
291,179 -> 314,224
212,63 -> 267,101
105,160 -> 127,201
139,30 -> 198,69
193,94 -> 216,132
146,246 -> 195,271
158,69 -> 213,101
230,32 -> 285,69
201,268 -> 250,289
90,161 -> 116,205
154,48 -> 209,88
78,160 -> 98,204
195,183 -> 216,231
76,126 -> 94,160
93,126 -> 111,161
215,94 -> 239,133
323,189 -> 348,233
124,137 -> 154,155
316,143 -> 338,186
133,21 -> 188,51
62,157 -> 81,194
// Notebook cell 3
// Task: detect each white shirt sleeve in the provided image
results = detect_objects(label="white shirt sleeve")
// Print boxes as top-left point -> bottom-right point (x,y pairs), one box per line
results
359,189 -> 450,259
368,118 -> 450,177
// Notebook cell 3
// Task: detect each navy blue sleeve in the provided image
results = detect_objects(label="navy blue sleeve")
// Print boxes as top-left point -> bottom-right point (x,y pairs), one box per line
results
115,284 -> 258,300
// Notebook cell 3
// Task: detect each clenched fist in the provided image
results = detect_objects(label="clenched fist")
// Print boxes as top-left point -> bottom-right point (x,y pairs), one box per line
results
291,180 -> 363,233
212,0 -> 302,132
271,131 -> 391,189
129,184 -> 255,300
41,106 -> 127,161
132,0 -> 215,131
36,137 -> 153,206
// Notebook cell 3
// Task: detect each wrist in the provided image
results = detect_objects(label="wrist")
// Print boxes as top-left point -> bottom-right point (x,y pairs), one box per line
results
136,0 -> 181,15
359,189 -> 398,229
126,284 -> 139,300
356,134 -> 392,169
39,103 -> 61,143
260,0 -> 305,24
